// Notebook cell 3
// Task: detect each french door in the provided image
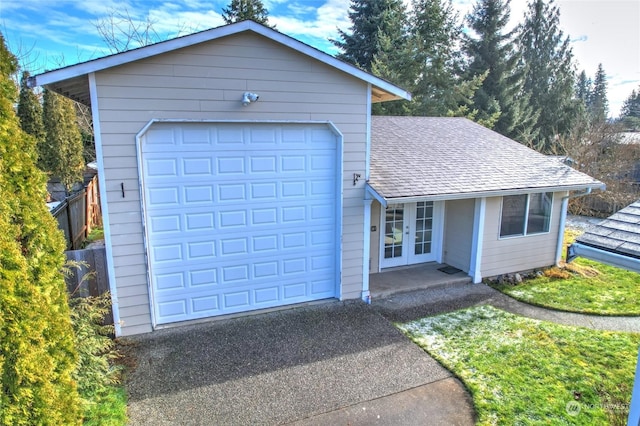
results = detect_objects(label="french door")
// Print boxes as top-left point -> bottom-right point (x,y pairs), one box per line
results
380,201 -> 443,268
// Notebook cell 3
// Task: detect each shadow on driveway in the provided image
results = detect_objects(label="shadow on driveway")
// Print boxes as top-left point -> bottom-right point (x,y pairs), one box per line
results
123,301 -> 470,425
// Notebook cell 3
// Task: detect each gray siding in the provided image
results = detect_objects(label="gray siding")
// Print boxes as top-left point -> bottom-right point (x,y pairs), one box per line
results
443,199 -> 474,272
369,201 -> 381,272
94,32 -> 369,335
481,192 -> 563,277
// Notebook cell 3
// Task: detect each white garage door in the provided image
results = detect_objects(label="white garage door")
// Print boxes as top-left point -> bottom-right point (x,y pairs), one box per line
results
140,122 -> 340,325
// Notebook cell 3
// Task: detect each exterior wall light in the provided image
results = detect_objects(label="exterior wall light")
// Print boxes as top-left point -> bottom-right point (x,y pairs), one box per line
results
242,92 -> 259,106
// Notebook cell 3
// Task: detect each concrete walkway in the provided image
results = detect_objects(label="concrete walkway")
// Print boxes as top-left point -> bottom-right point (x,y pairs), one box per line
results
373,283 -> 640,333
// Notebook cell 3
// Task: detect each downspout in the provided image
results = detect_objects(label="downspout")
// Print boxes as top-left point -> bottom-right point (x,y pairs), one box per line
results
556,187 -> 592,265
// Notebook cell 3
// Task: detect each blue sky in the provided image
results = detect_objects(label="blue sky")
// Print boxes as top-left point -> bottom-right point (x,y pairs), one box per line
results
1,0 -> 638,116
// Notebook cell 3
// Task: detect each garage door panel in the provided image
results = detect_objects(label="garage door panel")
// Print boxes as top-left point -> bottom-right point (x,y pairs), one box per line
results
143,123 -> 339,325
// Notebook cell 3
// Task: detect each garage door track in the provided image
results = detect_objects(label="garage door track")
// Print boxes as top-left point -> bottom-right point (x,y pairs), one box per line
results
123,301 -> 474,425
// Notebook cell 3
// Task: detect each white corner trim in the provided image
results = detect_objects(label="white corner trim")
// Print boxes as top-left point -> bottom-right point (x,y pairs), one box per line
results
470,197 -> 486,284
362,198 -> 373,303
628,348 -> 640,426
365,84 -> 372,180
88,73 -> 122,337
556,194 -> 569,264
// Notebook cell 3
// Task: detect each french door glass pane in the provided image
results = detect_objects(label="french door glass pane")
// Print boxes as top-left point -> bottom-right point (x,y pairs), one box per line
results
384,205 -> 404,259
414,201 -> 433,255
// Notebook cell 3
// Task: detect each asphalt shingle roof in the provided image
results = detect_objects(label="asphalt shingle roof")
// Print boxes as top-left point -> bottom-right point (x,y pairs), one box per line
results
368,116 -> 603,200
576,200 -> 640,259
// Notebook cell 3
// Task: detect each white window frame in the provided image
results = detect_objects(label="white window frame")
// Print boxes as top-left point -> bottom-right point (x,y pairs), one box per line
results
499,192 -> 553,239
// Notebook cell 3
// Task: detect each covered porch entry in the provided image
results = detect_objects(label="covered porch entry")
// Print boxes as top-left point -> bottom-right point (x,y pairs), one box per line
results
365,196 -> 483,298
369,262 -> 472,298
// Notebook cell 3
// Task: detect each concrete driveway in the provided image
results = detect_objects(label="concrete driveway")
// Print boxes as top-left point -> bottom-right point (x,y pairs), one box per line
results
124,301 -> 474,425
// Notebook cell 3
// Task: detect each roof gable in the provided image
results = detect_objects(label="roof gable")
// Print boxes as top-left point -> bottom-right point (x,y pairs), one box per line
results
368,116 -> 604,202
31,21 -> 410,106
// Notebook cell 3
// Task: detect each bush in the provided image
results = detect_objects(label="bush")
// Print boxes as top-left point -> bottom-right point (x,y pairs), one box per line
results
0,34 -> 81,425
70,293 -> 122,404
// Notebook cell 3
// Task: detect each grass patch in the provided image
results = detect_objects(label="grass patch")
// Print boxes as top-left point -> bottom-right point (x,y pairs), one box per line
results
398,306 -> 640,425
490,229 -> 640,316
83,385 -> 127,426
82,226 -> 104,247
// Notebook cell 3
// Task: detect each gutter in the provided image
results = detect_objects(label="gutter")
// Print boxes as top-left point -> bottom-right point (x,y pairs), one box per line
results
567,242 -> 640,273
366,182 -> 605,207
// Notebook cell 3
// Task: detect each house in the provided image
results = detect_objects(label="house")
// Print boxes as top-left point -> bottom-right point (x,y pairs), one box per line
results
33,21 -> 603,337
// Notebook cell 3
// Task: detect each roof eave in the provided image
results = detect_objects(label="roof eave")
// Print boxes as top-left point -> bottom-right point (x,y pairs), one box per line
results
367,182 -> 605,205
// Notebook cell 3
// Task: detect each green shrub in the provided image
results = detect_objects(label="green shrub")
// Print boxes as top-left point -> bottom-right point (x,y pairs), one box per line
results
69,293 -> 121,402
0,34 -> 81,425
70,292 -> 127,424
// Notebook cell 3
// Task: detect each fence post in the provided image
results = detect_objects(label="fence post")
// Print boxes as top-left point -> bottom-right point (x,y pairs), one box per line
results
629,346 -> 640,426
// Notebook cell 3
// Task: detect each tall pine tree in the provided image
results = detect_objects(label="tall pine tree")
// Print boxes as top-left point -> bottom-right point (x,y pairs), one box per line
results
221,0 -> 273,27
518,0 -> 577,153
332,0 -> 407,72
42,89 -> 85,192
463,0 -> 536,139
575,70 -> 591,104
0,33 -> 81,426
587,63 -> 608,123
369,2 -> 415,115
410,0 -> 470,116
619,86 -> 640,130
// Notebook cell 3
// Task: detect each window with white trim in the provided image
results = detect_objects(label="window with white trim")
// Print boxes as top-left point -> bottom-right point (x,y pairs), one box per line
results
500,192 -> 553,237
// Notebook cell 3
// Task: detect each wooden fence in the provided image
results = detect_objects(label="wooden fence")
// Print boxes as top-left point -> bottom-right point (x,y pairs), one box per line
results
65,245 -> 113,325
51,175 -> 102,250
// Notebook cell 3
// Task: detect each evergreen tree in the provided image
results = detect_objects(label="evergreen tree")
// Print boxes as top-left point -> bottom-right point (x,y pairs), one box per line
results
369,3 -> 415,115
410,0 -> 470,116
518,0 -> 577,153
42,89 -> 85,192
463,0 -> 536,139
221,0 -> 273,27
620,86 -> 640,130
0,33 -> 81,425
621,87 -> 640,118
17,71 -> 45,144
587,63 -> 608,123
332,0 -> 407,72
575,70 -> 591,104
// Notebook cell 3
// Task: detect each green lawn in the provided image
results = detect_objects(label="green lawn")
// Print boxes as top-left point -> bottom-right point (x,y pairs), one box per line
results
83,386 -> 128,426
490,230 -> 640,316
398,306 -> 640,425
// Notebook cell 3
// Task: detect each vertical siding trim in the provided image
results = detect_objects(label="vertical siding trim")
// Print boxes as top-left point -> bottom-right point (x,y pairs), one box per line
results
365,84 -> 372,179
434,201 -> 445,263
89,72 -> 122,336
556,193 -> 569,264
134,120 -> 158,328
470,197 -> 486,284
361,198 -> 372,303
